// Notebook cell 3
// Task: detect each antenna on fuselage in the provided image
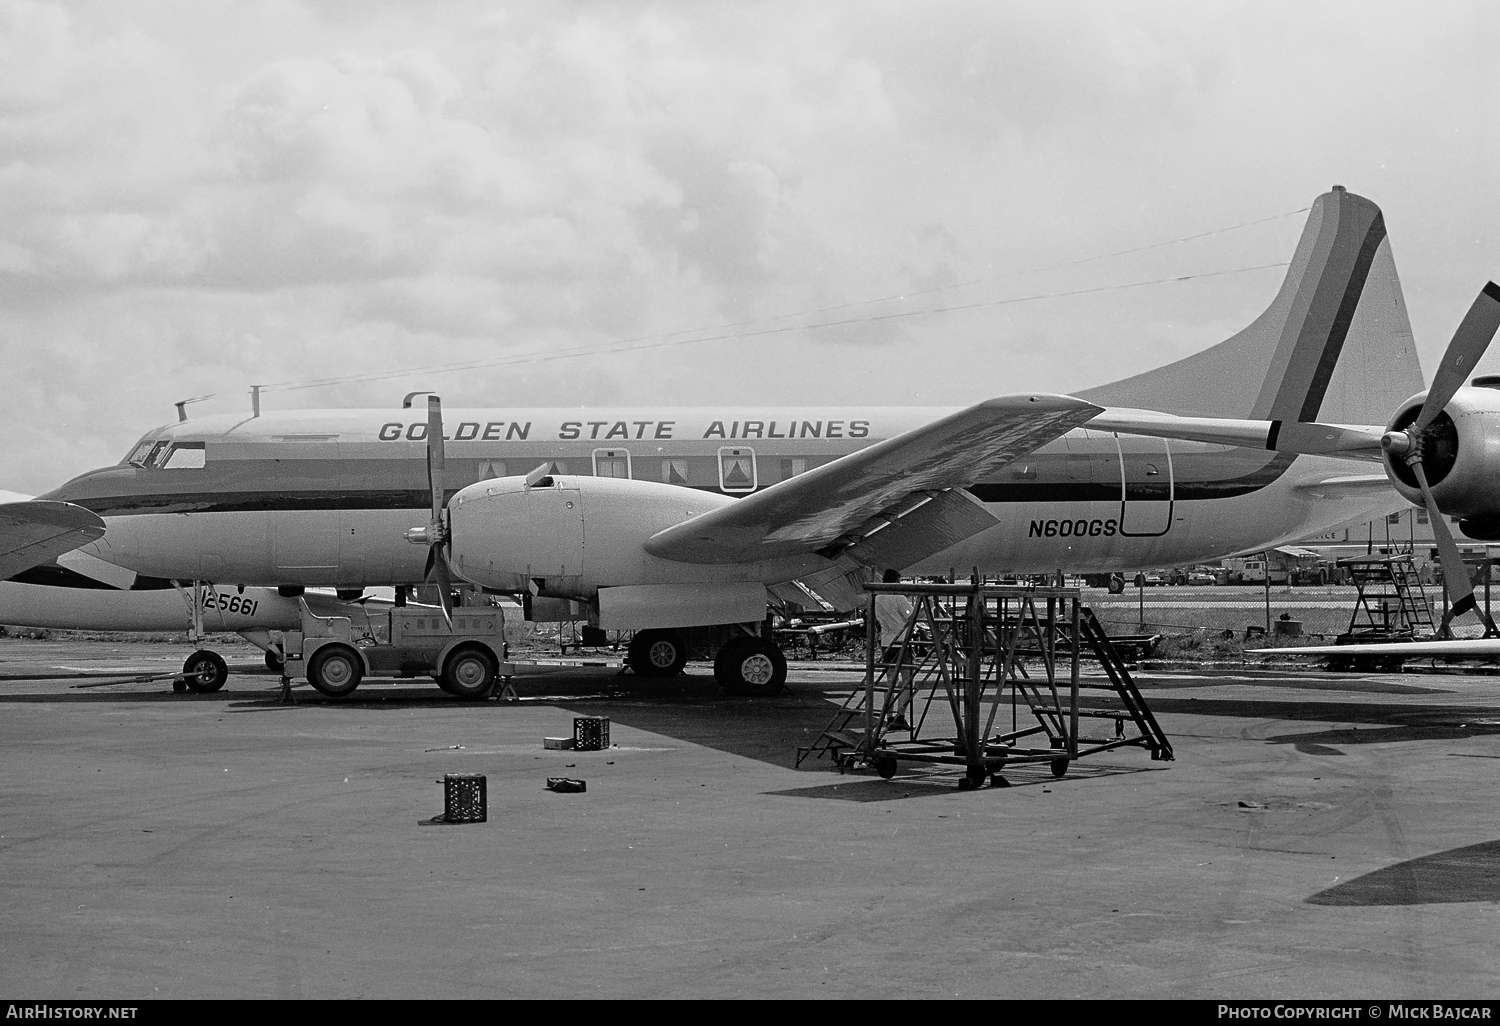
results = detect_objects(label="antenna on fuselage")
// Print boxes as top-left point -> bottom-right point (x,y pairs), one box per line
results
174,395 -> 215,422
250,385 -> 261,418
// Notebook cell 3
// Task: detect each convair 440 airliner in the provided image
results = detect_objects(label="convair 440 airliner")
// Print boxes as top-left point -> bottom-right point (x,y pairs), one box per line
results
26,187 -> 1465,695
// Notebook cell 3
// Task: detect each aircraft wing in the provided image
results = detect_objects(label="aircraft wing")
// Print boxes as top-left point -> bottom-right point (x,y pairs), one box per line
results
1086,408 -> 1387,461
1252,639 -> 1500,658
645,394 -> 1102,565
0,500 -> 107,581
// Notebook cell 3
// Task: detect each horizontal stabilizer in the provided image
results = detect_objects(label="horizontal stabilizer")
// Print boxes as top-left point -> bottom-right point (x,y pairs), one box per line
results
1292,474 -> 1394,499
0,500 -> 107,582
1087,408 -> 1386,460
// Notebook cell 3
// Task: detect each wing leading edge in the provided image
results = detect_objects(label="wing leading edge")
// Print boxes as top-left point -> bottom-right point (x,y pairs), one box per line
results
645,394 -> 1103,566
1253,639 -> 1500,658
0,500 -> 107,581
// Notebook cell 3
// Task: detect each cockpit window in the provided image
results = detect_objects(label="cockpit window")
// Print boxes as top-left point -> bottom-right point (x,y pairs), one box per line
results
143,441 -> 172,468
126,440 -> 158,467
128,441 -> 206,470
161,443 -> 206,469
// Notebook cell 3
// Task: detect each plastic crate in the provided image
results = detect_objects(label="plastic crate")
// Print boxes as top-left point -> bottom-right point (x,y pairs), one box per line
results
573,716 -> 610,751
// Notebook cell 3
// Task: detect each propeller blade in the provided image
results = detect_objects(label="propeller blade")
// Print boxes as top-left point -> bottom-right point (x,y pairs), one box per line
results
1413,460 -> 1491,629
432,549 -> 455,630
427,395 -> 446,524
1415,281 -> 1500,432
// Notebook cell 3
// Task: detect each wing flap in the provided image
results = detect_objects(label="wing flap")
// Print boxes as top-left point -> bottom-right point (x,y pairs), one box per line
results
0,500 -> 108,581
645,394 -> 1101,565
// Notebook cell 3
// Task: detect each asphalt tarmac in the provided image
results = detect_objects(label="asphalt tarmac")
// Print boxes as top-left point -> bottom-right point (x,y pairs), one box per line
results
2,638 -> 1498,999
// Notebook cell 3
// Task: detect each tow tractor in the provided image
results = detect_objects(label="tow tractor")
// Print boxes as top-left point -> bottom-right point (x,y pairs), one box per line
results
277,600 -> 620,699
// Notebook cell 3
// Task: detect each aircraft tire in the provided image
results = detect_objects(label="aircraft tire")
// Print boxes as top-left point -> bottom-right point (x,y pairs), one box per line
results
182,650 -> 228,693
1107,575 -> 1125,594
714,637 -> 787,696
627,630 -> 688,678
307,645 -> 363,698
264,650 -> 284,673
441,645 -> 499,700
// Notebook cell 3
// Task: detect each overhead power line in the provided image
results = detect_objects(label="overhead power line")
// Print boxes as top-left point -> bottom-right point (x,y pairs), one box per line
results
262,260 -> 1290,393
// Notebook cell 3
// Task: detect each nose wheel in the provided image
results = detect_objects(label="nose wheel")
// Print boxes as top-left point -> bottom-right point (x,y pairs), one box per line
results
181,649 -> 228,693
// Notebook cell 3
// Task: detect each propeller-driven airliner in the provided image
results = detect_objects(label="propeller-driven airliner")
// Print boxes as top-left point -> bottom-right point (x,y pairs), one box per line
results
11,185 -> 1488,695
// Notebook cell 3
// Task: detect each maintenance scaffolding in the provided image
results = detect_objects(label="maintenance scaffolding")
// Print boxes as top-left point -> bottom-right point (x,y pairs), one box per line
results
796,581 -> 1173,789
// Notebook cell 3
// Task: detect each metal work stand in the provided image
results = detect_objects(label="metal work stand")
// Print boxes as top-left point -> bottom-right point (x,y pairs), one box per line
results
1338,554 -> 1436,642
796,582 -> 1173,788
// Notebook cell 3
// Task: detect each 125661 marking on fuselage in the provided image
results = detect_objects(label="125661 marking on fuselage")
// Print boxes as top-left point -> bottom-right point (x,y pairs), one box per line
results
1029,518 -> 1118,538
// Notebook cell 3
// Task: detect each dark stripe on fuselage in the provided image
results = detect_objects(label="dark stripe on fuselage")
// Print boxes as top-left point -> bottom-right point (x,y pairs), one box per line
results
66,452 -> 1298,517
968,452 -> 1296,502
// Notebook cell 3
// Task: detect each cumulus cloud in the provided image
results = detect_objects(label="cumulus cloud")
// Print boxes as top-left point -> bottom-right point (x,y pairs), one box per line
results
0,0 -> 1495,493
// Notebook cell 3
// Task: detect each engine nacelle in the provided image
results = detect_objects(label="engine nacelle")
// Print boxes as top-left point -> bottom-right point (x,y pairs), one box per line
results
1384,386 -> 1500,521
447,474 -> 729,592
445,473 -> 818,607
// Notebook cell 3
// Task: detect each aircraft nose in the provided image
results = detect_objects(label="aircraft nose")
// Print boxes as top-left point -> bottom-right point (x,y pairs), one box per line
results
39,465 -> 140,506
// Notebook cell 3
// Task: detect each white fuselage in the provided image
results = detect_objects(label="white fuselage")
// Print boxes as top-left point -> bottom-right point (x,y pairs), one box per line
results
42,405 -> 1403,593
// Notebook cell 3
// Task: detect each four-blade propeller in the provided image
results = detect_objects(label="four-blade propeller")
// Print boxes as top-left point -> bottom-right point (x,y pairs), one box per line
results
404,394 -> 456,628
1382,282 -> 1500,633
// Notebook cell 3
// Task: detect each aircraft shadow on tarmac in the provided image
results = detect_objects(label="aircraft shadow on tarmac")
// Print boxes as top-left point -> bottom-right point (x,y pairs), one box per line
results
762,761 -> 1163,802
1141,697 -> 1500,753
2,669 -> 867,772
1261,720 -> 1500,755
1306,839 -> 1500,906
1137,674 -> 1449,695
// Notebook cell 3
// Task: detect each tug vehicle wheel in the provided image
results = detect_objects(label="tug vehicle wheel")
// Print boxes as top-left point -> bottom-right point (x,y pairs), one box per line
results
307,645 -> 363,698
714,637 -> 787,696
182,650 -> 228,693
441,645 -> 498,700
627,630 -> 688,677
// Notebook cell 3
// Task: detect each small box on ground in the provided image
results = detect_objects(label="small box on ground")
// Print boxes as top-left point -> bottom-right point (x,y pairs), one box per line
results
574,716 -> 610,751
543,737 -> 574,750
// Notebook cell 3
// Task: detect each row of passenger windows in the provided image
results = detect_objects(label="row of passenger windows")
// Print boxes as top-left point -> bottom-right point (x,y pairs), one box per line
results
486,448 -> 809,493
124,441 -> 807,492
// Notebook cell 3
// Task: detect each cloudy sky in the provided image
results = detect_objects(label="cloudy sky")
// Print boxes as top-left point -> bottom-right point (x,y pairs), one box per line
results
1,0 -> 1496,493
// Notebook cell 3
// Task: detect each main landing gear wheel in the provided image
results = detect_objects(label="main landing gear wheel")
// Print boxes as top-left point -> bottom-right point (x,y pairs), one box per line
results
627,630 -> 688,678
182,650 -> 228,693
714,637 -> 787,697
441,645 -> 498,700
264,650 -> 284,673
307,644 -> 363,698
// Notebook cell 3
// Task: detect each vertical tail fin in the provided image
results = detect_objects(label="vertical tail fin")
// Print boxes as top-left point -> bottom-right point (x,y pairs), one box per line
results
1078,187 -> 1422,423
